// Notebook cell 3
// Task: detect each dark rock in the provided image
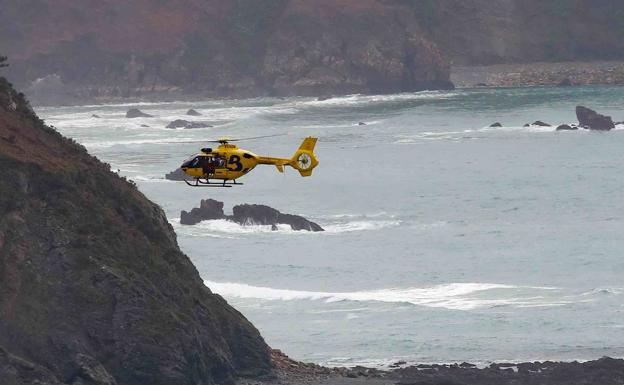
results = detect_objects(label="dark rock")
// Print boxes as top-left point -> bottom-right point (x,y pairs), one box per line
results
180,200 -> 324,231
523,123 -> 530,127
166,119 -> 212,129
558,78 -> 573,87
232,204 -> 324,231
164,168 -> 189,181
125,108 -> 153,118
576,105 -> 615,130
186,108 -> 202,116
532,121 -> 551,127
180,199 -> 226,225
358,122 -> 367,126
489,122 -> 502,127
140,124 -> 150,127
92,114 -> 101,118
317,95 -> 332,101
0,78 -> 271,385
556,124 -> 577,131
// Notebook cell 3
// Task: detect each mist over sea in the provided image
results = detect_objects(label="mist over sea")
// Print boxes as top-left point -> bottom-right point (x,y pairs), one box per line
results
37,86 -> 624,367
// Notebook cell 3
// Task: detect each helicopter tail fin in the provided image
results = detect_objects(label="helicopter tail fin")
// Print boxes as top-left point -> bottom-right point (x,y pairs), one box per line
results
290,137 -> 319,177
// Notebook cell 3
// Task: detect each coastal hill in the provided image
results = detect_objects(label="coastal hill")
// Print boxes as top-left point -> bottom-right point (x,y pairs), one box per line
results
0,0 -> 451,103
4,0 -> 624,102
0,77 -> 271,384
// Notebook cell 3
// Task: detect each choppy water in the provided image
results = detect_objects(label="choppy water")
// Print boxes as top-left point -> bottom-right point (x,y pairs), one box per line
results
37,86 -> 624,367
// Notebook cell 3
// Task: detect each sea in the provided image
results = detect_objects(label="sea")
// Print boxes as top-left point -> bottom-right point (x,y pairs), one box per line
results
36,86 -> 624,367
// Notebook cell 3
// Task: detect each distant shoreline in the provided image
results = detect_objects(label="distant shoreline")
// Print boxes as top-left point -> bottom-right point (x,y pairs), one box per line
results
452,60 -> 624,88
238,352 -> 624,385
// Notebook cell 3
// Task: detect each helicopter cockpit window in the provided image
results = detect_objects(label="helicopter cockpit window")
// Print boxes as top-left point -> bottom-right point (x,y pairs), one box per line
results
181,155 -> 200,168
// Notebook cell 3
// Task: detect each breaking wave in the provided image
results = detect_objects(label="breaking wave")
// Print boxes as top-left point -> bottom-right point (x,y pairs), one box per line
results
204,280 -> 564,311
170,218 -> 401,237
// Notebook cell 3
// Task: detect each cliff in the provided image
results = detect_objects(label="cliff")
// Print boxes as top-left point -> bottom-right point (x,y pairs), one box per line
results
414,0 -> 624,65
0,0 -> 451,103
0,77 -> 271,384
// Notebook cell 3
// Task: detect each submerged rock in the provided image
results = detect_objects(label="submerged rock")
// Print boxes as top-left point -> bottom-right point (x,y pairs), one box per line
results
166,119 -> 212,129
186,108 -> 202,116
576,105 -> 615,130
180,200 -> 324,231
556,124 -> 577,131
125,108 -> 153,118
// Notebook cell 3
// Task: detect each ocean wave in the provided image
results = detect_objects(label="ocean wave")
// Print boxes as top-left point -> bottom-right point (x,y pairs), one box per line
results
170,217 -> 400,237
579,287 -> 624,296
204,280 -> 562,311
299,91 -> 460,108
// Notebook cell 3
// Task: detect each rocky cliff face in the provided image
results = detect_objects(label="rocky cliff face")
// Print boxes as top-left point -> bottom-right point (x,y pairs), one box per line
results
0,77 -> 271,384
1,0 -> 451,103
417,0 -> 624,65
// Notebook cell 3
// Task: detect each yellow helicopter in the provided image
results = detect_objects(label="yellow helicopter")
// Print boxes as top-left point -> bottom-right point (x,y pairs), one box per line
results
180,135 -> 319,187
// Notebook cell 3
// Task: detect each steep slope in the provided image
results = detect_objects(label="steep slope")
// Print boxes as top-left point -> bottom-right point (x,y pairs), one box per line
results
0,77 -> 271,384
0,0 -> 451,103
414,0 -> 624,65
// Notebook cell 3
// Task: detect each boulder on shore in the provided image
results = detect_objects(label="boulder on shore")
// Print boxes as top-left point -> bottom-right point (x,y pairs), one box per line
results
576,106 -> 615,130
186,109 -> 202,116
180,199 -> 324,231
126,108 -> 153,118
166,119 -> 212,129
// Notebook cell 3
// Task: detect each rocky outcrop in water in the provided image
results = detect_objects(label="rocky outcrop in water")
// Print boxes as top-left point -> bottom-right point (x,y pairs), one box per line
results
166,119 -> 212,129
165,167 -> 189,181
576,106 -> 615,130
180,199 -> 323,231
125,108 -> 153,118
0,78 -> 271,384
187,109 -> 202,116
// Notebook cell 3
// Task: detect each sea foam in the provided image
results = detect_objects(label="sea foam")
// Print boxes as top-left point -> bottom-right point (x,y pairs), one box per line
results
204,280 -> 562,311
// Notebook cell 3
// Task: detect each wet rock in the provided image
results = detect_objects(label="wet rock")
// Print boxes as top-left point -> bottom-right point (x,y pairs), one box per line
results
180,199 -> 226,225
358,122 -> 367,126
576,105 -> 615,130
166,119 -> 212,129
490,122 -> 503,127
523,123 -> 531,127
317,95 -> 332,101
558,78 -> 573,87
186,108 -> 202,116
125,108 -> 153,118
232,204 -> 324,231
531,121 -> 551,127
92,114 -> 101,118
180,200 -> 324,231
164,168 -> 189,181
556,124 -> 577,131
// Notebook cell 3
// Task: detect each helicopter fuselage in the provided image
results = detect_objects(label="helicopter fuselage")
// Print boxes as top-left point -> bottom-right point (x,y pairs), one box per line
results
179,138 -> 319,187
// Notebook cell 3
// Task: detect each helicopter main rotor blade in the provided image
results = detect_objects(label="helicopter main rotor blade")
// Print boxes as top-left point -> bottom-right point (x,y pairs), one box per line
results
174,133 -> 287,144
222,134 -> 287,142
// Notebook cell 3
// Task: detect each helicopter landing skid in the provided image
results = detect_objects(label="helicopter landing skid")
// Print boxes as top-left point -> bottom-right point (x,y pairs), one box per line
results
184,179 -> 243,188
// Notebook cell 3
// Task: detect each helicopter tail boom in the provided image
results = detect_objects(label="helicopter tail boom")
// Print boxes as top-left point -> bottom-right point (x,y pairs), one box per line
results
256,137 -> 319,176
